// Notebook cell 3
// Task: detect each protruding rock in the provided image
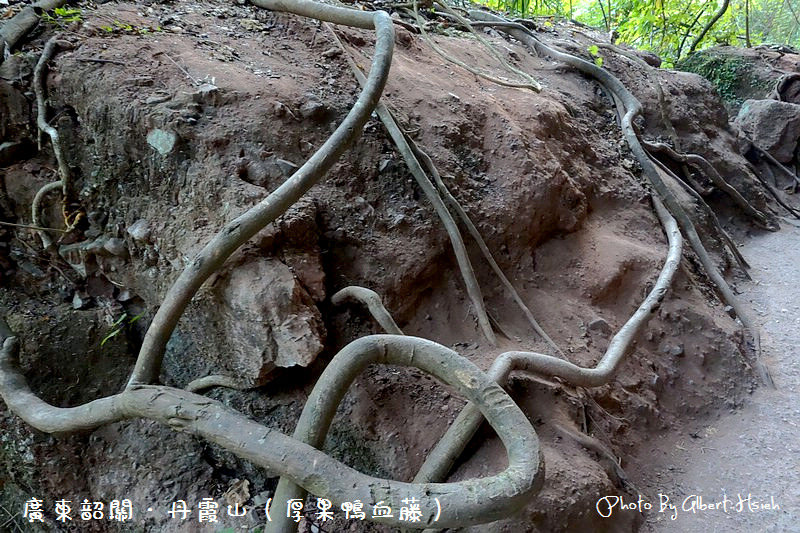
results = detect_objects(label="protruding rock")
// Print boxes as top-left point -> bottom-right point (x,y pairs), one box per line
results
588,317 -> 613,337
146,128 -> 177,156
127,219 -> 151,243
734,99 -> 800,162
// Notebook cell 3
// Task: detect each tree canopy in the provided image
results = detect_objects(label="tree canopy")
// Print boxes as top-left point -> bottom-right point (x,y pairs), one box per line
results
479,0 -> 800,65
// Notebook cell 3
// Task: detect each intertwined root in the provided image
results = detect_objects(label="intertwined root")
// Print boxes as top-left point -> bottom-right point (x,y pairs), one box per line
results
0,1 -> 779,530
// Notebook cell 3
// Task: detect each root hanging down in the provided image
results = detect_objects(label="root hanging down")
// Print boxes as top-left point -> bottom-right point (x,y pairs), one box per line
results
326,24 -> 497,345
414,195 -> 682,485
126,0 -> 397,387
466,10 -> 773,388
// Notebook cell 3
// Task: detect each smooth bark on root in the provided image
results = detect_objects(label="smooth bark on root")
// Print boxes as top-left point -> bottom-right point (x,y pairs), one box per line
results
266,335 -> 543,532
644,140 -> 773,229
328,25 -> 497,345
184,374 -> 246,393
414,195 -> 682,484
0,330 -> 543,529
467,10 -> 773,388
0,0 -> 67,62
331,286 -> 404,335
127,4 -> 395,387
31,180 -> 62,248
34,36 -> 74,203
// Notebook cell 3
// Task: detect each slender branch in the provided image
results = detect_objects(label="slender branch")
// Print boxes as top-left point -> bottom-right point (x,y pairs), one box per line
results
688,0 -> 730,54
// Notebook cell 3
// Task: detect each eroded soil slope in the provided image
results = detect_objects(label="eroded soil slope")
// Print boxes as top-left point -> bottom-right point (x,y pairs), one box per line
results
0,1 -> 784,531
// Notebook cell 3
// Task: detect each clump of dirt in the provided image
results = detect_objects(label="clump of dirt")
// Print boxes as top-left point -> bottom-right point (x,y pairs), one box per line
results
0,1 -> 782,531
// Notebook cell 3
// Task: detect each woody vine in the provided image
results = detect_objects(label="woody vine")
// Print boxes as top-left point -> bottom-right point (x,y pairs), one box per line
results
0,0 -> 789,529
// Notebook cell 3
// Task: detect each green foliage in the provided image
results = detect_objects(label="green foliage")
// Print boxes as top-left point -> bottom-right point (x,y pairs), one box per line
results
41,7 -> 82,25
474,0 -> 800,65
588,44 -> 604,66
678,52 -> 744,101
100,20 -> 162,35
100,311 -> 144,347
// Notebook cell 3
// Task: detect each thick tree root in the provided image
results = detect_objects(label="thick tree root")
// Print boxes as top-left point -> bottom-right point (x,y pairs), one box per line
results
332,286 -> 404,335
408,0 -> 540,92
30,180 -> 62,248
0,331 -> 543,530
326,25 -> 497,345
0,0 -> 67,63
644,141 -> 773,229
467,11 -> 773,388
185,374 -> 246,393
127,0 -> 396,386
414,195 -> 682,485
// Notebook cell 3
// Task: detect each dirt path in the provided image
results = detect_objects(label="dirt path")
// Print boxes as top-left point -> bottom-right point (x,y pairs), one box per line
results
640,221 -> 800,532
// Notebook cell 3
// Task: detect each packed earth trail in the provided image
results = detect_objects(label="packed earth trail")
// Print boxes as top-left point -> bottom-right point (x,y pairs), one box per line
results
641,222 -> 800,532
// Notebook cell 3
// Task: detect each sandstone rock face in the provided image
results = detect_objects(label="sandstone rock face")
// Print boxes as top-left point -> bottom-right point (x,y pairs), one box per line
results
734,99 -> 800,162
189,257 -> 326,386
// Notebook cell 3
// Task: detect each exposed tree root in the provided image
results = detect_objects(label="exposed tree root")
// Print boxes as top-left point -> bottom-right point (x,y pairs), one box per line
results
127,0 -> 396,387
644,141 -> 773,229
467,10 -> 773,388
405,134 -> 564,355
414,195 -> 682,485
185,374 -> 246,394
30,180 -> 62,249
332,286 -> 404,335
749,162 -> 800,218
326,24 -> 497,346
408,0 -> 541,92
0,331 -> 543,529
0,0 -> 67,63
553,423 -> 639,494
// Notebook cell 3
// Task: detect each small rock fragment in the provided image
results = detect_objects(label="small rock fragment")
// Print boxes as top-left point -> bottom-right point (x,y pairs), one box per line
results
588,317 -> 613,337
146,129 -> 177,156
103,238 -> 128,257
127,219 -> 151,243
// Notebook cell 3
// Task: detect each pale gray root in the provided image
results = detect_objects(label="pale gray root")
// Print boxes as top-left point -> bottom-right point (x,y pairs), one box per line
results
646,149 -> 751,275
770,73 -> 800,101
553,423 -> 640,494
31,180 -> 62,249
408,0 -> 540,92
34,37 -> 74,202
0,0 -> 67,62
126,3 -> 396,387
0,332 -> 543,530
331,286 -> 403,335
644,140 -> 773,229
751,161 -> 800,218
185,375 -> 246,393
468,11 -> 773,388
266,335 -> 543,533
750,141 -> 800,188
405,133 -> 564,355
431,0 -> 542,91
414,195 -> 682,484
328,25 -> 497,345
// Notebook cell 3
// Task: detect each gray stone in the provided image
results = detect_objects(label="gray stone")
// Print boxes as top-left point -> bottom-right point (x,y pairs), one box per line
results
186,258 -> 325,386
103,237 -> 128,257
660,342 -> 685,357
299,99 -> 328,122
588,317 -> 613,337
127,219 -> 151,243
734,99 -> 800,163
146,129 -> 177,156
